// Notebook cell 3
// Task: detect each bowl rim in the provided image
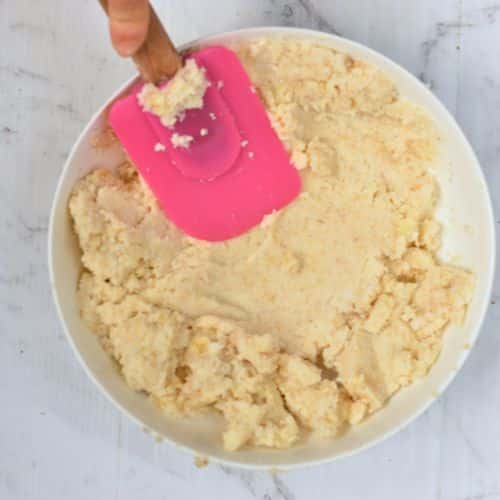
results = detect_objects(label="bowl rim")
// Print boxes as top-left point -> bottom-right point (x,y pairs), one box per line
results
48,26 -> 496,470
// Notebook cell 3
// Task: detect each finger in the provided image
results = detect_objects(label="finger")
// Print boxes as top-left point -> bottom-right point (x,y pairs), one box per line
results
108,0 -> 150,57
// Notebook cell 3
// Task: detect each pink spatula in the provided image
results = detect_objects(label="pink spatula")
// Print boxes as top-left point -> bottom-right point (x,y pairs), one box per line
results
99,1 -> 301,241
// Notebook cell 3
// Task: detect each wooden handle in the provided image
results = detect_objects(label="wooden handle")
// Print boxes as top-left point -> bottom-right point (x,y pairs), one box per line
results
98,0 -> 183,83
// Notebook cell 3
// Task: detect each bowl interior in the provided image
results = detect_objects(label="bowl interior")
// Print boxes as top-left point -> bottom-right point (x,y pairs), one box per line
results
49,28 -> 495,469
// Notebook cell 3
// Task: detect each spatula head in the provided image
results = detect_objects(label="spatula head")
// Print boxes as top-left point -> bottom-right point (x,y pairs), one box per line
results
109,46 -> 302,241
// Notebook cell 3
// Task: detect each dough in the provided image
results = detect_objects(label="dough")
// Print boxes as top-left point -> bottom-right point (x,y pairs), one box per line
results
138,58 -> 209,128
70,38 -> 474,451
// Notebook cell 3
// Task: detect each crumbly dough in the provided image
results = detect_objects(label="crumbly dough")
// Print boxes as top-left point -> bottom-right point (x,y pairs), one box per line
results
138,59 -> 209,128
70,38 -> 474,451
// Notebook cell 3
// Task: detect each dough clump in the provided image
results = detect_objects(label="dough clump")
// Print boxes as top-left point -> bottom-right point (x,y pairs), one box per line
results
138,58 -> 209,128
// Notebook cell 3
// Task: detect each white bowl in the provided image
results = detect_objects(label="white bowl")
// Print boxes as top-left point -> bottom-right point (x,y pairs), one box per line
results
49,27 -> 496,469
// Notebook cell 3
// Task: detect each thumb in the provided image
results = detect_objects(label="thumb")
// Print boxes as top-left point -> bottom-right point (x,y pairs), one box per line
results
108,0 -> 150,57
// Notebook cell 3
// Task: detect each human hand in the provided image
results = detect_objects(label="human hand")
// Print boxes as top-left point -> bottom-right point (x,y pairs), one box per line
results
107,0 -> 150,57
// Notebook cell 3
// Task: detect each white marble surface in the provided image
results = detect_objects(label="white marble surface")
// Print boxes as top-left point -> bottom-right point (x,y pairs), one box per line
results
1,0 -> 499,498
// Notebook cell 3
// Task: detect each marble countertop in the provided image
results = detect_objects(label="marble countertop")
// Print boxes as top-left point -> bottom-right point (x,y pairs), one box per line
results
1,0 -> 499,499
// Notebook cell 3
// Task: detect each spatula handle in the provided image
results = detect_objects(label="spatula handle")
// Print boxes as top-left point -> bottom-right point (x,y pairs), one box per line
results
98,0 -> 183,83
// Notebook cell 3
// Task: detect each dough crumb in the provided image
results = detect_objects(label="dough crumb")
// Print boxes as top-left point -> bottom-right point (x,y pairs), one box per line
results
194,456 -> 209,468
171,133 -> 194,149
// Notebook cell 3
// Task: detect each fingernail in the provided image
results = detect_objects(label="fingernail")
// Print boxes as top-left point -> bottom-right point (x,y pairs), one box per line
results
116,40 -> 141,57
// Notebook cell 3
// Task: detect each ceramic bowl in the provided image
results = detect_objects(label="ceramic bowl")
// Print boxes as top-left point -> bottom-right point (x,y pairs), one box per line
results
49,27 -> 496,469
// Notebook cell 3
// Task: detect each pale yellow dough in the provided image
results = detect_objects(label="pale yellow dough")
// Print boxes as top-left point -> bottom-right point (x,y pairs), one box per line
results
138,58 -> 209,128
70,38 -> 474,451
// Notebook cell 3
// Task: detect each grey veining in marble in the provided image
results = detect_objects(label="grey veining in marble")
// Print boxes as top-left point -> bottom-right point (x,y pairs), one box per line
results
1,1 -> 499,499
